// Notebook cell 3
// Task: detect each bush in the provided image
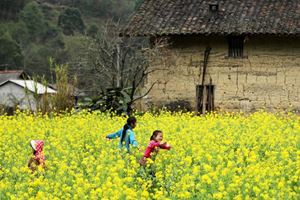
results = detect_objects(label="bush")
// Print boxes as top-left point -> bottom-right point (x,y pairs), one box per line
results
49,59 -> 77,113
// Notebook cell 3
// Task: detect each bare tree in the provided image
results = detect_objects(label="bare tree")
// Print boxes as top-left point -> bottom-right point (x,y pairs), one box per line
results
83,20 -> 171,114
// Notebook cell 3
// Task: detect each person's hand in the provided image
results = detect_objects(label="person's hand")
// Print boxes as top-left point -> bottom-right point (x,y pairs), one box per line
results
106,137 -> 111,141
165,143 -> 171,148
163,142 -> 171,150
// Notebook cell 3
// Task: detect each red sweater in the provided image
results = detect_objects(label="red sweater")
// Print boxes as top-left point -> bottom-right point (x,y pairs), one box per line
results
143,140 -> 171,158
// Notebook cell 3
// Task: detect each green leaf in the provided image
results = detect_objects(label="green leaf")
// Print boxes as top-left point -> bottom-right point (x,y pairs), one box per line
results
120,91 -> 131,102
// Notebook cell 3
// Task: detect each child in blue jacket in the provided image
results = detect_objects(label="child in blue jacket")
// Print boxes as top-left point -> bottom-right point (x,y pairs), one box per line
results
106,117 -> 139,153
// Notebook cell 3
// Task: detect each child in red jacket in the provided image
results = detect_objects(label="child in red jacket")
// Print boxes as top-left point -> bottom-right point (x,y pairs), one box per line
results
140,130 -> 171,166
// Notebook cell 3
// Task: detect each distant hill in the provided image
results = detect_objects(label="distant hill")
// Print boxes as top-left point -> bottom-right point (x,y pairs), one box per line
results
38,0 -> 137,19
0,0 -> 139,77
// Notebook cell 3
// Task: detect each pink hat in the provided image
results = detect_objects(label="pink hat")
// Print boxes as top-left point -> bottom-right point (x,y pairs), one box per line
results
30,140 -> 44,151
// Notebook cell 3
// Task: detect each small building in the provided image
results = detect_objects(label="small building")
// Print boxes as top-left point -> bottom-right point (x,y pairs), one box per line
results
48,83 -> 86,106
123,0 -> 300,113
0,79 -> 56,111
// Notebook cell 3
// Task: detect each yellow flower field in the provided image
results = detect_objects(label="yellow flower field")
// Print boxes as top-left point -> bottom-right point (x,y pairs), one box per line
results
0,111 -> 299,199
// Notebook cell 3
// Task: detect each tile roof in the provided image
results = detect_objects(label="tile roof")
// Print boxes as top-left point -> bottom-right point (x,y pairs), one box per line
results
0,70 -> 26,84
123,0 -> 300,36
48,83 -> 86,97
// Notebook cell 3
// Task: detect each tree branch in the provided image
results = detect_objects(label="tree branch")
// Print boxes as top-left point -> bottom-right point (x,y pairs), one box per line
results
132,82 -> 157,102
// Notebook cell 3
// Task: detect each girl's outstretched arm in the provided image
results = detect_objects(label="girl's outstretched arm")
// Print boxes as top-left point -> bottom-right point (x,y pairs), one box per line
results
159,142 -> 171,150
106,129 -> 122,139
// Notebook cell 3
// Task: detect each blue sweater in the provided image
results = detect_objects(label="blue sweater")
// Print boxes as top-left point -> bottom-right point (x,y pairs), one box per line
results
106,126 -> 138,152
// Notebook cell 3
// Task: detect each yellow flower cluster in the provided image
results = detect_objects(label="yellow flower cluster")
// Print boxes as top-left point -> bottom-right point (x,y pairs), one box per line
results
0,111 -> 299,199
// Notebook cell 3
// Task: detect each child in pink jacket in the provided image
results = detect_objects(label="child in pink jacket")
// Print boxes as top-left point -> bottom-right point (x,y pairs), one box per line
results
140,130 -> 171,166
28,140 -> 45,172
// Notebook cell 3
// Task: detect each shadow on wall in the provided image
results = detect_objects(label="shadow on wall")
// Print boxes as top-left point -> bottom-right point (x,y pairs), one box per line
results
163,100 -> 192,112
0,105 -> 16,116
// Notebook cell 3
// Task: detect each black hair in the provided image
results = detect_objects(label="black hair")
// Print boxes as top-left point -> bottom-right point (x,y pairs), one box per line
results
150,130 -> 162,141
121,117 -> 137,143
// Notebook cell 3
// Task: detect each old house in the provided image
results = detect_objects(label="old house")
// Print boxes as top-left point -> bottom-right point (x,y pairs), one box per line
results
123,0 -> 300,113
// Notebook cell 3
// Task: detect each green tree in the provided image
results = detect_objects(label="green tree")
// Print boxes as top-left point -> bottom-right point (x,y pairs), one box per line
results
135,0 -> 143,8
20,1 -> 47,41
98,0 -> 112,17
0,32 -> 23,69
58,7 -> 85,36
109,0 -> 135,20
0,0 -> 27,20
10,21 -> 29,48
24,36 -> 67,78
43,23 -> 60,41
87,24 -> 98,38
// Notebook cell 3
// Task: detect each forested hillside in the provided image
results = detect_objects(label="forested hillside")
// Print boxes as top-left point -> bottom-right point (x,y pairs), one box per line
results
0,0 -> 142,77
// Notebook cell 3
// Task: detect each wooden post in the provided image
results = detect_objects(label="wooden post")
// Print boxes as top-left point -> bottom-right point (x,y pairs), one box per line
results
197,47 -> 211,114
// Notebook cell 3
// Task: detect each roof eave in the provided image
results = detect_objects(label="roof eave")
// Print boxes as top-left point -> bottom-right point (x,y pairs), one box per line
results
121,32 -> 300,37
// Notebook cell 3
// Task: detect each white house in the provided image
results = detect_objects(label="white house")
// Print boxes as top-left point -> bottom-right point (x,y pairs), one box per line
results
0,79 -> 56,111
